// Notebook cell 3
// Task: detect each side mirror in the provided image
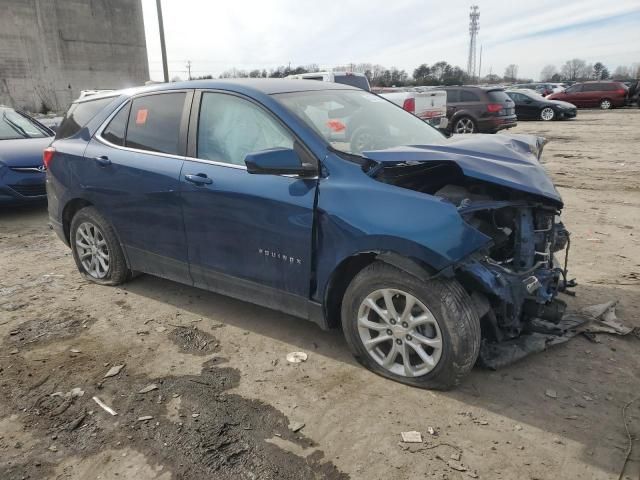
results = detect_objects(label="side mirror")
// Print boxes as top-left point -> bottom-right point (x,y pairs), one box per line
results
245,147 -> 316,176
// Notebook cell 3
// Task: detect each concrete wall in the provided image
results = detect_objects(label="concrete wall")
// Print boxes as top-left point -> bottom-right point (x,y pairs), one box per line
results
0,0 -> 149,112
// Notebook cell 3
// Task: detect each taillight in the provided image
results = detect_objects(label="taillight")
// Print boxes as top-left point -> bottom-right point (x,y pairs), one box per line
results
43,147 -> 56,169
616,89 -> 626,95
487,103 -> 503,113
402,98 -> 415,113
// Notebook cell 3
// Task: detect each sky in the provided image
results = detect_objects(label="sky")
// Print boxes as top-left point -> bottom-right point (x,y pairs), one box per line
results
140,0 -> 640,81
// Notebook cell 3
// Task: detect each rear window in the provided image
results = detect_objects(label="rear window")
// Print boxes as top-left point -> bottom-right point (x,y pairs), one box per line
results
446,89 -> 460,102
125,93 -> 186,155
599,83 -> 623,91
101,102 -> 130,146
487,90 -> 513,103
460,90 -> 480,102
333,74 -> 370,91
55,97 -> 114,139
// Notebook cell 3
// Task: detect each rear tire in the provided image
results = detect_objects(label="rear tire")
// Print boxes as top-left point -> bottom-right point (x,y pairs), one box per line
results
340,262 -> 481,390
599,99 -> 612,110
70,206 -> 129,285
452,116 -> 476,134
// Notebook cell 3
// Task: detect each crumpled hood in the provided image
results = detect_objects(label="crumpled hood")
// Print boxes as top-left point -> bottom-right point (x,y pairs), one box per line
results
0,137 -> 52,167
363,133 -> 563,206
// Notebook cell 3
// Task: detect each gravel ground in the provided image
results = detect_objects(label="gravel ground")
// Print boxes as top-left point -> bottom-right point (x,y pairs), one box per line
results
1,108 -> 639,480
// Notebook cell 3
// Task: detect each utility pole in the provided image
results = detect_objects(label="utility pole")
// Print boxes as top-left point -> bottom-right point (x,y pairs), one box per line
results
186,60 -> 192,80
156,0 -> 169,83
477,45 -> 482,84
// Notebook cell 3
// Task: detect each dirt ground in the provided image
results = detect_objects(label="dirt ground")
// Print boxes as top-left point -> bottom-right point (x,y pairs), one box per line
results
1,108 -> 639,480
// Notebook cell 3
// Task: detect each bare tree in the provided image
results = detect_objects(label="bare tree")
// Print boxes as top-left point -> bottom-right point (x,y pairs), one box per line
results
540,65 -> 557,81
561,59 -> 587,81
504,64 -> 519,82
613,65 -> 631,79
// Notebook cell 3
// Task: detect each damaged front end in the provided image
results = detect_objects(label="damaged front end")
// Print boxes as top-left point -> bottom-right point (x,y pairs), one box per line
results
452,190 -> 571,341
364,135 -> 575,365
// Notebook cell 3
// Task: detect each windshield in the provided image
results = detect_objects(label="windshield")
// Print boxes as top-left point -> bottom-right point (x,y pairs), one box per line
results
274,90 -> 445,156
0,108 -> 50,140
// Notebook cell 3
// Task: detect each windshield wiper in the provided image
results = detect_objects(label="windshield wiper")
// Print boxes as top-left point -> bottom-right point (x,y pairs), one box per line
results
2,112 -> 31,138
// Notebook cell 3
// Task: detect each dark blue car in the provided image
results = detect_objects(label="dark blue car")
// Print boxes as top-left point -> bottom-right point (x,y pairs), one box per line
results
0,106 -> 54,205
47,79 -> 571,389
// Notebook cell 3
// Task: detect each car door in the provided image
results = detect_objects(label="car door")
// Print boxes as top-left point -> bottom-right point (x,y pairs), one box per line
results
564,84 -> 584,106
81,90 -> 193,283
579,83 -> 597,107
509,93 -> 527,118
518,93 -> 539,119
180,90 -> 318,317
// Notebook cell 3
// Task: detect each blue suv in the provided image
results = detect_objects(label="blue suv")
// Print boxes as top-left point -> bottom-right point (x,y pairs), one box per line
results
47,79 -> 571,389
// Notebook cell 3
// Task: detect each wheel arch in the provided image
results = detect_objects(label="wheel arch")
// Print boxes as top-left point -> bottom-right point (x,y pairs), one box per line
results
322,250 -> 439,329
449,113 -> 477,133
62,198 -> 93,245
62,199 -> 132,270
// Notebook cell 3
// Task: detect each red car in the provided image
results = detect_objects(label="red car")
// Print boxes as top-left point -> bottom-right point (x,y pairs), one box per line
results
547,81 -> 628,109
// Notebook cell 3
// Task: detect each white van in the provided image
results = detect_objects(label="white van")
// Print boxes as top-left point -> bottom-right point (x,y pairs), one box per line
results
285,71 -> 371,91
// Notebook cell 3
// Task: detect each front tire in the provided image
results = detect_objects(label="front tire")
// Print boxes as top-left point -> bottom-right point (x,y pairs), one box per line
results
341,262 -> 481,390
70,206 -> 129,285
540,107 -> 555,121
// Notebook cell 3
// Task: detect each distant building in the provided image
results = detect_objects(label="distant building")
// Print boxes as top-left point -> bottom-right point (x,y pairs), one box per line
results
0,0 -> 149,112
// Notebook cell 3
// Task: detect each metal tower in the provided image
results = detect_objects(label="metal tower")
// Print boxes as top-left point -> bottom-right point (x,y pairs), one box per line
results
467,5 -> 480,80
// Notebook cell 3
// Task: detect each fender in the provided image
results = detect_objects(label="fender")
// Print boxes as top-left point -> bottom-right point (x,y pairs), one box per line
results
312,152 -> 491,306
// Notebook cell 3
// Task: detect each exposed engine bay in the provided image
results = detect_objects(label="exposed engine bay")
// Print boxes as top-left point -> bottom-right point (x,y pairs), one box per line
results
372,157 -> 574,350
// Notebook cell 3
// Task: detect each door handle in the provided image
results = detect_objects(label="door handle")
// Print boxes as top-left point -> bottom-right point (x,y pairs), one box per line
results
94,156 -> 111,167
185,173 -> 213,185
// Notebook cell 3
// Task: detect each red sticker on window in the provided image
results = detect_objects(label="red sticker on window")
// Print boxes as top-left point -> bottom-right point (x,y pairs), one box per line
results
327,119 -> 346,132
136,108 -> 148,125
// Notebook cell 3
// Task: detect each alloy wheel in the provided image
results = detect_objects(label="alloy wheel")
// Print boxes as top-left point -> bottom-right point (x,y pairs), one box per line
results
540,107 -> 555,121
454,118 -> 475,134
75,222 -> 110,279
600,100 -> 612,110
357,288 -> 443,377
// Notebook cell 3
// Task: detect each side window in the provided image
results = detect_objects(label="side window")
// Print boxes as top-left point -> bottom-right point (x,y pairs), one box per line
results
460,90 -> 480,102
55,97 -> 115,139
101,102 -> 130,146
197,93 -> 293,166
601,83 -> 617,91
582,84 -> 598,92
125,93 -> 186,155
446,89 -> 460,102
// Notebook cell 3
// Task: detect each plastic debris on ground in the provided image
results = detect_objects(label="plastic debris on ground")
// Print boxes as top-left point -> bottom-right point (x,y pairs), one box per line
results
479,300 -> 635,369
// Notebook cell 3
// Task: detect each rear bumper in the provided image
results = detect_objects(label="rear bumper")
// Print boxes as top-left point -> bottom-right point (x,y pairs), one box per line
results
478,115 -> 518,133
